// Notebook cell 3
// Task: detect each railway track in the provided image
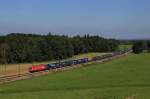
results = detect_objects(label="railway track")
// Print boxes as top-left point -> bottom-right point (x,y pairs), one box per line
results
0,50 -> 132,85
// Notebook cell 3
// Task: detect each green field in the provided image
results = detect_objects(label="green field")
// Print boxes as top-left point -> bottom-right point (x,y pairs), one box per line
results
0,53 -> 150,99
118,44 -> 133,51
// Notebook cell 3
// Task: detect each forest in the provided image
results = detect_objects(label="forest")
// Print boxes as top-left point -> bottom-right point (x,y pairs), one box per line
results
0,33 -> 119,64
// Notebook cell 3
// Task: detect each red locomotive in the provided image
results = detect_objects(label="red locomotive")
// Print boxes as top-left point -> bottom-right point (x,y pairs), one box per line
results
29,64 -> 46,73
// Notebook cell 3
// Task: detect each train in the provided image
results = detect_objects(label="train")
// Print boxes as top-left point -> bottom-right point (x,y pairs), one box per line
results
29,49 -> 132,73
29,58 -> 88,73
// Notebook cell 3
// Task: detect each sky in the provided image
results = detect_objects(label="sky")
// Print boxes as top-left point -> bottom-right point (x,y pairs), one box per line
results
0,0 -> 150,39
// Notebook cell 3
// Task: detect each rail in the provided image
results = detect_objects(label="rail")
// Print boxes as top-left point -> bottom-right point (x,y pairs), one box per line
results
0,49 -> 132,84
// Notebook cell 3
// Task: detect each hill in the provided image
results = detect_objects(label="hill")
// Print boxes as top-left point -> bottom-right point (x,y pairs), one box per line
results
0,53 -> 150,99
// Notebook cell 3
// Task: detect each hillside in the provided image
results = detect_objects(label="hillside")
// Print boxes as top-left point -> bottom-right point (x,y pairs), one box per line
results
0,53 -> 150,99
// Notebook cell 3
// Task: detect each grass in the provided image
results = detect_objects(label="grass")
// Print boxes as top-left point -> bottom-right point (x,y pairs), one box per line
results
118,45 -> 133,51
0,53 -> 150,99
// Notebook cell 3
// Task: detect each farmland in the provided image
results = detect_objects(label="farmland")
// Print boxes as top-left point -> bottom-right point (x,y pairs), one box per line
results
0,53 -> 150,99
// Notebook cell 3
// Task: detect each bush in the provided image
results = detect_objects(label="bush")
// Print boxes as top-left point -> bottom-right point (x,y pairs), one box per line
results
132,41 -> 145,54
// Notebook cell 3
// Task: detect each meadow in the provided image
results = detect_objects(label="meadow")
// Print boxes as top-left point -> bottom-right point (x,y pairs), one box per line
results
0,53 -> 150,99
118,44 -> 133,51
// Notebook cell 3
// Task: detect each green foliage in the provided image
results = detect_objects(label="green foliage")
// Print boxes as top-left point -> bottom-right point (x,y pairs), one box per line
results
0,43 -> 10,64
120,39 -> 150,53
147,41 -> 150,53
132,41 -> 147,54
0,33 -> 119,64
0,54 -> 150,99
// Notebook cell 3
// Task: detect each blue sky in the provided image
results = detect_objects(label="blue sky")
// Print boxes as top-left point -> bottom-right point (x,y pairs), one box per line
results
0,0 -> 150,39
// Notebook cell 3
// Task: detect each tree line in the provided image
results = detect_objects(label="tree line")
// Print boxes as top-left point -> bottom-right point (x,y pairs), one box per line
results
119,39 -> 150,53
132,40 -> 150,54
0,33 -> 119,64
